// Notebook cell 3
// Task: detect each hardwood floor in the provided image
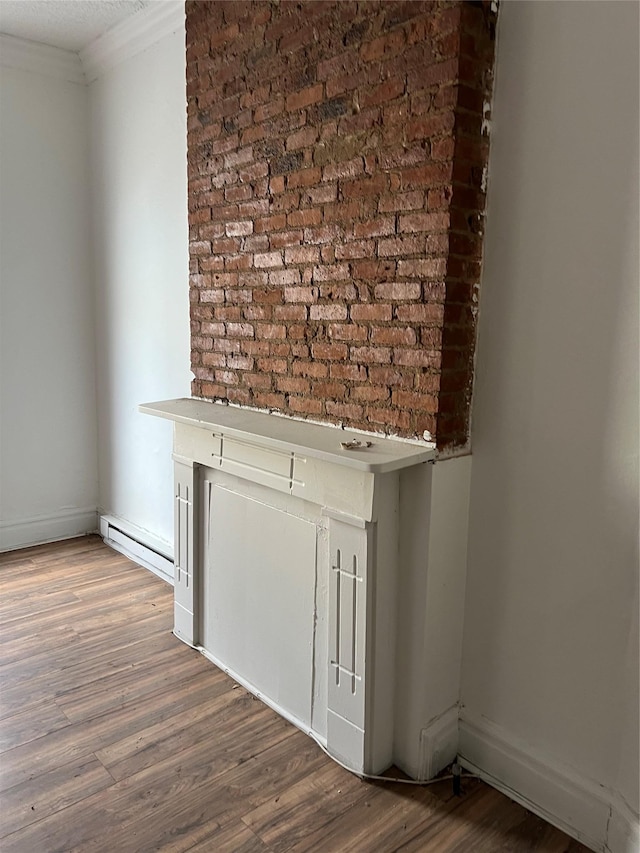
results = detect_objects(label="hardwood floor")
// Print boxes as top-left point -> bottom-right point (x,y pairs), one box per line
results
0,536 -> 589,853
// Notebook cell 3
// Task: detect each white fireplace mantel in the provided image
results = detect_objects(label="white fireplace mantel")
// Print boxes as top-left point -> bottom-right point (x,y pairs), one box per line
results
141,398 -> 469,780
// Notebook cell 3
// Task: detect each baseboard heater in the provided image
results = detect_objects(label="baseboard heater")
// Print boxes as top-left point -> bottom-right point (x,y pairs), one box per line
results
99,514 -> 174,584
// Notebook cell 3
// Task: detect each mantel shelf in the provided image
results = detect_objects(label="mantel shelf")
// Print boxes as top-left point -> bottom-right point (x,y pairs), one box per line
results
140,398 -> 435,474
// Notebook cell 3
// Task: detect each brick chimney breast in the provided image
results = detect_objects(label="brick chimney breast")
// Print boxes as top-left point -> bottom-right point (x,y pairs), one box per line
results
186,0 -> 497,450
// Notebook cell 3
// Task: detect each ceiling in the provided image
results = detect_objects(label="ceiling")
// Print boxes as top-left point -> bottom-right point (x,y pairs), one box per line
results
0,0 -> 152,53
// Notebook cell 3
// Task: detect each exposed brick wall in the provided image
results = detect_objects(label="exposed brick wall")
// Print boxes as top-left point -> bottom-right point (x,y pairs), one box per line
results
186,0 -> 496,449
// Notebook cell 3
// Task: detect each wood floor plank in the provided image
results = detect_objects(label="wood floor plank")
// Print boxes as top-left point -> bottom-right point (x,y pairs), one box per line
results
0,660 -> 225,792
68,724 -> 325,853
0,537 -> 590,853
241,759 -> 371,851
0,701 -> 70,754
308,781 -> 498,853
0,754 -> 114,838
93,729 -> 328,853
0,623 -> 179,690
95,684 -> 260,780
2,711 -> 293,853
0,631 -> 191,718
178,821 -> 273,853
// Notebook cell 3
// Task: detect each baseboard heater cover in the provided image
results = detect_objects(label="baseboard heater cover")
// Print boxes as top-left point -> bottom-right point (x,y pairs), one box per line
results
100,515 -> 174,584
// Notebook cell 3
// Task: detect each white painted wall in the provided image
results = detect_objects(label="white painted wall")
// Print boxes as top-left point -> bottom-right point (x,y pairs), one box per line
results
89,27 -> 190,554
0,58 -> 98,549
460,3 -> 639,851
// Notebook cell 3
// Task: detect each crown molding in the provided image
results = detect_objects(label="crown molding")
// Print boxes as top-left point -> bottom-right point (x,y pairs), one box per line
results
0,34 -> 85,84
80,1 -> 184,84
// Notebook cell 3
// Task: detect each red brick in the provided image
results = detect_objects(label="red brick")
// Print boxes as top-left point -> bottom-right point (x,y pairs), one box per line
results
350,304 -> 393,322
360,77 -> 405,108
366,407 -> 412,431
255,214 -> 288,233
326,401 -> 363,421
227,355 -> 254,370
311,342 -> 348,360
200,321 -> 224,336
287,208 -> 322,228
397,258 -> 447,278
285,246 -> 320,264
304,225 -> 342,245
199,382 -> 226,398
353,217 -> 396,239
304,183 -> 337,204
312,381 -> 347,400
401,162 -> 453,188
271,230 -> 304,249
398,212 -> 450,233
309,305 -> 348,321
370,326 -> 417,346
226,322 -> 254,338
317,51 -> 358,81
257,357 -> 288,373
225,289 -> 252,304
330,363 -> 367,381
200,289 -> 225,304
335,240 -> 375,260
215,369 -> 239,385
341,174 -> 388,199
274,304 -> 307,321
256,323 -> 286,340
284,286 -> 318,303
312,263 -> 350,282
237,375 -> 269,394
395,303 -> 445,323
201,351 -> 226,368
360,30 -> 405,64
393,348 -> 441,368
191,240 -> 210,256
328,323 -> 368,342
266,268 -> 299,286
276,377 -> 310,394
254,392 -> 287,409
350,346 -> 391,364
322,158 -> 364,182
254,251 -> 283,268
351,385 -> 390,403
377,236 -> 425,257
254,97 -> 285,123
392,390 -> 438,413
286,84 -> 324,112
252,288 -> 284,304
287,168 -> 322,189
238,199 -> 270,218
287,126 -> 318,150
368,366 -> 412,387
224,146 -> 253,169
243,235 -> 269,253
225,185 -> 252,203
319,283 -> 359,305
374,282 -> 421,301
289,395 -> 323,415
243,305 -> 271,321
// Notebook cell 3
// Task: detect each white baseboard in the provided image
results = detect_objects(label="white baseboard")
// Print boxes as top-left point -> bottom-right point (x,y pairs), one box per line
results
459,712 -> 638,853
418,705 -> 460,780
606,797 -> 640,853
0,507 -> 97,552
99,514 -> 174,584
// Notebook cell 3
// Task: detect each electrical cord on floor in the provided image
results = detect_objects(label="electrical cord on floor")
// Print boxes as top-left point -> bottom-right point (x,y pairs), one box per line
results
308,731 -> 478,793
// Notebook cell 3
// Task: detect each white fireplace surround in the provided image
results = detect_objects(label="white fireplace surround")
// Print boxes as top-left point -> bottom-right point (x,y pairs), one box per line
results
141,398 -> 471,779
